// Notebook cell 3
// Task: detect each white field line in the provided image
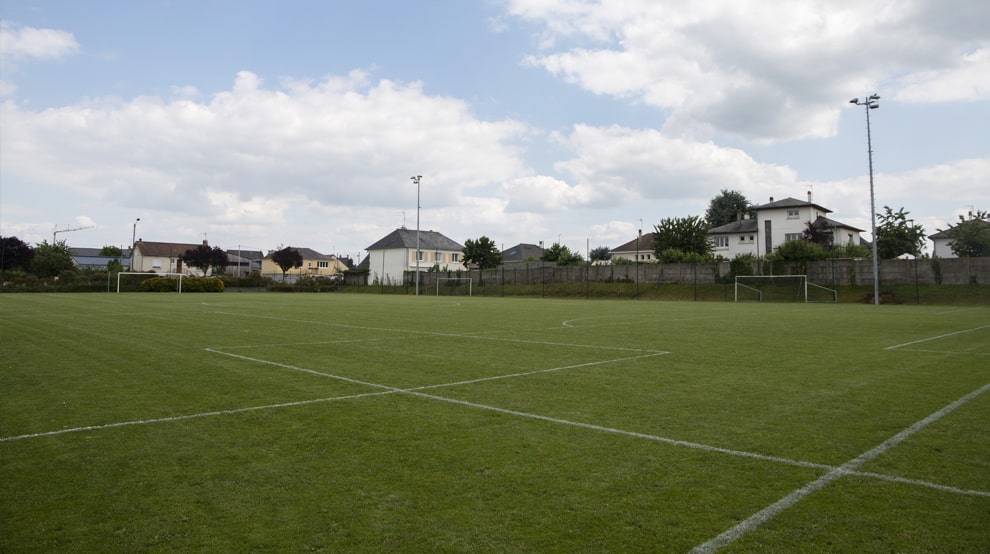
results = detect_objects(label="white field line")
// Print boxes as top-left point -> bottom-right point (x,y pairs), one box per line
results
885,324 -> 990,351
0,389 -> 400,442
211,310 -> 667,354
689,381 -> 990,554
5,349 -> 987,503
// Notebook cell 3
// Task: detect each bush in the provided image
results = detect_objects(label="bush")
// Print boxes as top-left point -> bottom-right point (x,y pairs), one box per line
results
141,277 -> 224,292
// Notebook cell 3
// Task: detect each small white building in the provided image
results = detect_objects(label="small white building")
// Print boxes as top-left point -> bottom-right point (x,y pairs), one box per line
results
928,219 -> 990,258
131,240 -> 206,275
365,228 -> 467,285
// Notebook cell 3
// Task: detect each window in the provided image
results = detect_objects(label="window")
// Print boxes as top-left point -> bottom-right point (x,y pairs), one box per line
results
451,253 -> 459,262
714,236 -> 729,248
784,233 -> 803,242
317,260 -> 329,269
417,250 -> 423,261
435,251 -> 442,263
152,258 -> 162,269
787,209 -> 800,218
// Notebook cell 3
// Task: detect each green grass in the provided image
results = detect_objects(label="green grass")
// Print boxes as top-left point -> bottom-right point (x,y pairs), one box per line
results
1,293 -> 988,552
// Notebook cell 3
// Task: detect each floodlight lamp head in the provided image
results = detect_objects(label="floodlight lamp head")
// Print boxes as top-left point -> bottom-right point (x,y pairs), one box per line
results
869,93 -> 880,100
849,98 -> 860,104
869,102 -> 879,109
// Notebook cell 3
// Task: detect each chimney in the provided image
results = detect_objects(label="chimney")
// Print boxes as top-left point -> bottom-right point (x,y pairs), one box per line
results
769,196 -> 774,203
808,190 -> 812,203
736,211 -> 742,222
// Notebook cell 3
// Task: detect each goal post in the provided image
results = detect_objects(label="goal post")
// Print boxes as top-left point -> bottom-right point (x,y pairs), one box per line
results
436,277 -> 472,297
734,275 -> 837,303
116,272 -> 186,293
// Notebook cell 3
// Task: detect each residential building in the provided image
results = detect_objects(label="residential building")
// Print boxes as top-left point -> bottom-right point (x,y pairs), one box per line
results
131,240 -> 206,275
261,247 -> 349,281
928,219 -> 990,258
226,249 -> 264,276
501,243 -> 545,267
365,228 -> 467,285
709,194 -> 863,258
70,247 -> 132,270
610,233 -> 656,263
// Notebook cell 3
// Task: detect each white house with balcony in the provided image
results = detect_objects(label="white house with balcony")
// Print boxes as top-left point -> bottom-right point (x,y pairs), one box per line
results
365,228 -> 467,285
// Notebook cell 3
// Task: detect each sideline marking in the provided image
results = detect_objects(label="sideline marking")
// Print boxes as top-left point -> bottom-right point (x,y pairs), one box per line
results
885,324 -> 990,350
689,381 -> 990,553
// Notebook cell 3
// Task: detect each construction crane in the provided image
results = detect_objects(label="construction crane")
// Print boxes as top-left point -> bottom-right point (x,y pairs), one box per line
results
52,225 -> 95,244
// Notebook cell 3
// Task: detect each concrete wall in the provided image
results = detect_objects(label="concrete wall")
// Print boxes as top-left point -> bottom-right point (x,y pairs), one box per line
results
407,257 -> 990,288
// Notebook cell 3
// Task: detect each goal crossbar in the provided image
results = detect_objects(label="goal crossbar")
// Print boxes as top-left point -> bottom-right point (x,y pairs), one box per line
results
734,275 -> 836,303
117,272 -> 186,293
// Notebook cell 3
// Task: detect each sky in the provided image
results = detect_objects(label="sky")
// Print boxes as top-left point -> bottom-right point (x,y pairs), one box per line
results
2,0 -> 988,262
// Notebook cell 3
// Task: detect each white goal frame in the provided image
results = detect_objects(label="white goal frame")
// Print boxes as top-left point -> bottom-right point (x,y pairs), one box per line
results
734,275 -> 837,303
116,272 -> 186,293
436,277 -> 472,297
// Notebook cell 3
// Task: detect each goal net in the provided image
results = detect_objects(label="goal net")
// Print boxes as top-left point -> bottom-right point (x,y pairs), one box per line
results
116,272 -> 186,293
436,277 -> 472,297
734,275 -> 836,303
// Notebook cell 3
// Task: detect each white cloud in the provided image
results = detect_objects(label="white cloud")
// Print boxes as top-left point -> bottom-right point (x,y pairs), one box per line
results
509,0 -> 990,141
551,124 -> 797,204
894,47 -> 990,102
0,22 -> 80,62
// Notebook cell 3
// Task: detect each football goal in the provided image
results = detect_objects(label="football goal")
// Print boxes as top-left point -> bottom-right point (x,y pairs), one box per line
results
734,275 -> 837,303
116,272 -> 186,293
436,277 -> 472,297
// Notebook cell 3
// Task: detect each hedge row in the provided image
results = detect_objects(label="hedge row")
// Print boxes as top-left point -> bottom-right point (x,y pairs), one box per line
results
141,277 -> 224,292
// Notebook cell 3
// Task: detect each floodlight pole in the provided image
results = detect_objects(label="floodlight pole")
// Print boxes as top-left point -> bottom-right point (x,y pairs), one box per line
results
850,94 -> 881,305
131,218 -> 140,270
411,175 -> 422,296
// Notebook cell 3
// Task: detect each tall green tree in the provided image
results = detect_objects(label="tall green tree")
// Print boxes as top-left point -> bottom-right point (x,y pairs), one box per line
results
876,206 -> 926,258
541,243 -> 584,266
803,218 -> 833,248
705,189 -> 752,227
652,216 -> 713,259
941,210 -> 990,258
31,239 -> 74,277
269,246 -> 303,281
99,245 -> 124,257
461,236 -> 502,269
181,243 -> 229,276
589,246 -> 611,263
1,236 -> 35,272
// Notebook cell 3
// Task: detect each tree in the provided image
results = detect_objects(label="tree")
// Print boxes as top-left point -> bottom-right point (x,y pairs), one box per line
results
269,246 -> 303,280
705,189 -> 752,227
875,206 -> 926,259
31,239 -> 74,277
589,246 -> 611,263
99,245 -> 124,257
541,243 -> 584,266
1,236 -> 35,272
181,243 -> 229,276
941,210 -> 990,258
461,236 -> 502,270
652,216 -> 713,259
803,218 -> 833,249
770,239 -> 828,262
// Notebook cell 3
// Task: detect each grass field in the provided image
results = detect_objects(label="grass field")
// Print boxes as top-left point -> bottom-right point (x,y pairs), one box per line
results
1,293 -> 988,552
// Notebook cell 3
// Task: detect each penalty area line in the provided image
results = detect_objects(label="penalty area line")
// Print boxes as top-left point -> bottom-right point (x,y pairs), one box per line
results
689,380 -> 990,553
885,324 -> 990,350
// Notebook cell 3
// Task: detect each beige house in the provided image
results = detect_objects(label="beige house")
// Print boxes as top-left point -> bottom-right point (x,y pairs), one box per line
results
261,247 -> 348,280
131,240 -> 206,275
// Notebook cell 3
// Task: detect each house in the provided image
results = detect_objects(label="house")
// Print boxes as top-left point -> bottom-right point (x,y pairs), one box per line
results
609,233 -> 656,263
501,243 -> 545,267
131,240 -> 207,275
226,249 -> 264,276
709,193 -> 863,258
928,219 -> 990,258
365,228 -> 467,285
261,247 -> 349,281
70,247 -> 132,270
